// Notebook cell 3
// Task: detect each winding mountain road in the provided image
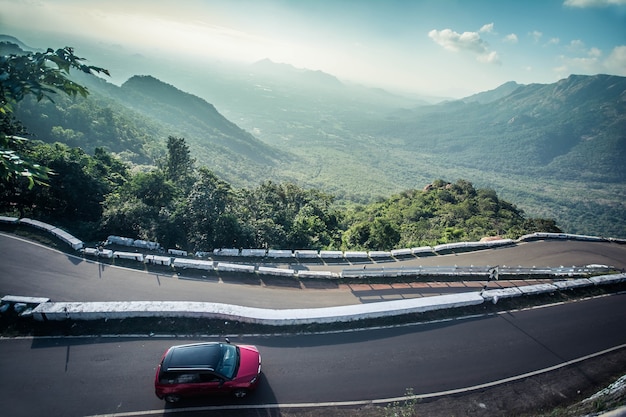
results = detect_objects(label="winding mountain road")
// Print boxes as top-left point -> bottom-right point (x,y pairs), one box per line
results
1,233 -> 626,417
1,233 -> 625,308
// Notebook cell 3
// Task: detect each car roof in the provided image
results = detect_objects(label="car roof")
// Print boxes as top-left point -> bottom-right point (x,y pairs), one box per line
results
163,342 -> 225,371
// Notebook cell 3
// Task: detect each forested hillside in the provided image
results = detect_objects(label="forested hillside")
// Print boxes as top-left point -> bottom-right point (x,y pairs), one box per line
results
118,75 -> 281,165
3,38 -> 625,238
9,49 -> 288,187
208,65 -> 625,237
368,74 -> 626,237
0,136 -> 559,251
13,91 -> 159,164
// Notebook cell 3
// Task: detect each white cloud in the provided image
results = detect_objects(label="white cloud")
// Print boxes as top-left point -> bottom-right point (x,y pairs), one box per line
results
604,45 -> 626,75
568,39 -> 587,52
477,50 -> 500,64
589,47 -> 602,58
503,33 -> 518,43
553,44 -> 626,76
530,30 -> 543,43
546,37 -> 560,46
565,56 -> 601,74
564,0 -> 626,7
428,28 -> 500,64
479,23 -> 494,33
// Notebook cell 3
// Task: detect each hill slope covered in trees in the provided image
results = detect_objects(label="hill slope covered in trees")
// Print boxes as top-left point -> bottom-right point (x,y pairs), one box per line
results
3,38 -> 625,238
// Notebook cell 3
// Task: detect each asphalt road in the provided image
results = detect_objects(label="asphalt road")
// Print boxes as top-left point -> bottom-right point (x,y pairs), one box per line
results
2,294 -> 625,417
1,233 -> 626,416
1,233 -> 625,308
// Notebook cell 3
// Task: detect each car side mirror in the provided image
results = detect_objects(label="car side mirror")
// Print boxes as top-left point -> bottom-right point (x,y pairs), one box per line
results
225,337 -> 231,344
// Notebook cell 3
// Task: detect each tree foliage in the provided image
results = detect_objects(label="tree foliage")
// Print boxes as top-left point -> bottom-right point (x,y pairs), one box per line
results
0,43 -> 563,249
2,133 -> 561,250
0,43 -> 109,187
0,142 -> 126,239
342,179 -> 561,250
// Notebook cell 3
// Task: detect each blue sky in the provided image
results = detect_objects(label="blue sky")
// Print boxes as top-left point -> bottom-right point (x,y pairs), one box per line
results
1,0 -> 625,97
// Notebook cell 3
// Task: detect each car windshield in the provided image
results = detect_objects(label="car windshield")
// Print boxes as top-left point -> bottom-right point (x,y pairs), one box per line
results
215,343 -> 239,379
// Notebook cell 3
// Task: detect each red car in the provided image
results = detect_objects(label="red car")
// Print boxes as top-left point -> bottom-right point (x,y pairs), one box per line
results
155,340 -> 262,403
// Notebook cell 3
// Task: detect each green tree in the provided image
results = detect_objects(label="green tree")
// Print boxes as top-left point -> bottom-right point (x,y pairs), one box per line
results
162,136 -> 196,191
0,142 -> 128,239
0,44 -> 109,187
130,171 -> 176,207
238,181 -> 341,249
342,221 -> 371,250
369,218 -> 401,249
340,179 -> 561,249
183,168 -> 235,250
100,192 -> 154,239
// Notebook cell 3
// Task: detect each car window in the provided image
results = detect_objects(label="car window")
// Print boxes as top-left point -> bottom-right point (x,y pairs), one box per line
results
199,372 -> 222,383
216,344 -> 238,379
159,372 -> 201,384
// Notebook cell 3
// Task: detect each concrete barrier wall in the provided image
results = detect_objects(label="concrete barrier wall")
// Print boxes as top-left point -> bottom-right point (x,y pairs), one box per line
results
133,240 -> 160,250
113,251 -> 144,261
295,250 -> 319,259
82,248 -> 114,258
7,218 -> 624,279
107,236 -> 160,250
412,246 -> 436,256
78,248 -> 620,281
144,255 -> 172,266
0,216 -> 19,224
215,262 -> 255,273
25,273 -> 626,325
267,249 -> 294,259
173,258 -> 214,270
391,248 -> 413,257
241,249 -> 267,257
590,274 -> 626,285
368,251 -> 393,258
339,265 -> 604,280
319,250 -> 343,259
344,251 -> 368,259
7,216 -> 624,261
31,292 -> 484,325
213,248 -> 240,256
297,270 -> 338,279
19,218 -> 84,250
257,266 -> 296,277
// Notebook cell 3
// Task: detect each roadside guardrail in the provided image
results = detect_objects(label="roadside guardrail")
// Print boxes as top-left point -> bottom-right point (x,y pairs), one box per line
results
18,273 -> 626,325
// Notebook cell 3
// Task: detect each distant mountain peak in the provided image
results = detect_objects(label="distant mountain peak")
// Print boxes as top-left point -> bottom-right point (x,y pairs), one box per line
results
0,34 -> 41,52
461,81 -> 522,104
250,58 -> 343,88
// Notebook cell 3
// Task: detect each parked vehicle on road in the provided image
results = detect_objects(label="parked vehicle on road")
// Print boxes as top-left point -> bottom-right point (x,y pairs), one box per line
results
155,340 -> 261,403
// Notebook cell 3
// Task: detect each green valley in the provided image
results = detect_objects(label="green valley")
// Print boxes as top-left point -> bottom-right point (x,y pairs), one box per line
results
2,38 -> 625,241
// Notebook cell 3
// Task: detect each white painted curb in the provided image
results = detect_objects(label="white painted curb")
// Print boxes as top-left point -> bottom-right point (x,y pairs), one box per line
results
17,273 -> 626,326
31,293 -> 484,325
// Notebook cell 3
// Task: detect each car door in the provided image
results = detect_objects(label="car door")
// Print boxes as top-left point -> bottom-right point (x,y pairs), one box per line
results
196,372 -> 226,396
167,372 -> 203,397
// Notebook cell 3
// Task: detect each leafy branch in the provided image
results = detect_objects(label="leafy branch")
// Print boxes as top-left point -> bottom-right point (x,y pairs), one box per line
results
0,44 -> 109,187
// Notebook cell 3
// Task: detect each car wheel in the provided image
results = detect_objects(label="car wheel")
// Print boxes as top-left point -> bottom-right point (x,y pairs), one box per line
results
233,389 -> 248,398
164,394 -> 182,403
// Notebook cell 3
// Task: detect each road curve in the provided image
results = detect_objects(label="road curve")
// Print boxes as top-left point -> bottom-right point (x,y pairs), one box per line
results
2,294 -> 626,417
1,233 -> 626,416
1,233 -> 625,308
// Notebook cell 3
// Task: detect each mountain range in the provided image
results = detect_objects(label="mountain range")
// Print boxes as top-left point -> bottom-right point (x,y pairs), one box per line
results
3,36 -> 625,238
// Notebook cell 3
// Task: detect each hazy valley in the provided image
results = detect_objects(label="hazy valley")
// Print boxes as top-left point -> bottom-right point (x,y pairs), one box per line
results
4,34 -> 626,239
